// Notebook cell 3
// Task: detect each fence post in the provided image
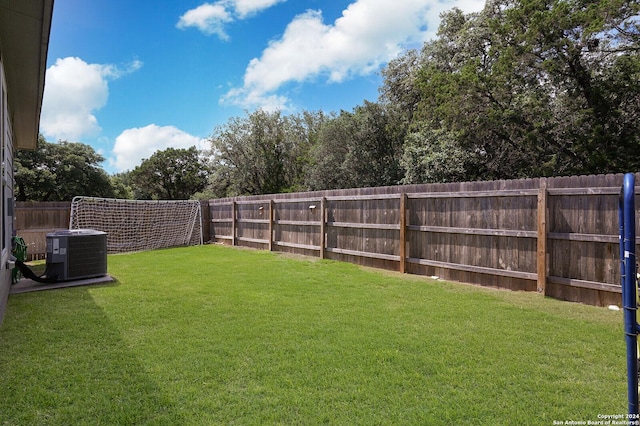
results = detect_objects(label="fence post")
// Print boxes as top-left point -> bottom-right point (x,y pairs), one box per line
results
320,197 -> 326,259
269,199 -> 274,251
231,200 -> 237,247
201,200 -> 211,243
537,178 -> 547,294
399,193 -> 407,273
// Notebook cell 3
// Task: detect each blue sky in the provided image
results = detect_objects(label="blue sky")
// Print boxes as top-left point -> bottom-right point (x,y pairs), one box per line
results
40,0 -> 485,173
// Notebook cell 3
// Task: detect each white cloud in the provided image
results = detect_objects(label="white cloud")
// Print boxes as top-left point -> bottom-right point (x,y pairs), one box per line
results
221,0 -> 485,110
176,3 -> 233,40
40,57 -> 142,142
102,59 -> 144,79
176,0 -> 286,38
110,124 -> 207,172
233,0 -> 287,18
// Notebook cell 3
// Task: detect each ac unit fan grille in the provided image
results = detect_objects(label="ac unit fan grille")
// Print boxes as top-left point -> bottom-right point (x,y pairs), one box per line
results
67,235 -> 107,279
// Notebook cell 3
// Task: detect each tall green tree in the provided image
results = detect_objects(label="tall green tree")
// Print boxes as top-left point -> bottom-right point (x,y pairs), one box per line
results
383,0 -> 639,182
306,102 -> 405,190
379,48 -> 425,132
400,128 -> 473,184
110,172 -> 134,199
207,110 -> 323,196
490,0 -> 640,174
284,110 -> 327,192
412,5 -> 570,179
15,135 -> 115,201
304,111 -> 353,190
129,146 -> 209,200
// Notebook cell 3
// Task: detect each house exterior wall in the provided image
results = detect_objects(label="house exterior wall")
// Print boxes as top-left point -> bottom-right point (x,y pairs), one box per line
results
0,0 -> 53,327
0,59 -> 14,325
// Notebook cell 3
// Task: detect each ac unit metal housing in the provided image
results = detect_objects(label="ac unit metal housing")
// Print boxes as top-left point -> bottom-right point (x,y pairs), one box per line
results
46,229 -> 107,281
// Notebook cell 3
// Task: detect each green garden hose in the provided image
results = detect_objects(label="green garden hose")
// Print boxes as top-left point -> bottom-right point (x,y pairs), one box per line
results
11,236 -> 27,284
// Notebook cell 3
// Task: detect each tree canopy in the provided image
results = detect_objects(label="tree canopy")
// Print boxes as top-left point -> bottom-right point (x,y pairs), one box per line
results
15,135 -> 115,201
305,101 -> 404,190
129,146 -> 209,200
207,110 -> 324,197
385,0 -> 640,181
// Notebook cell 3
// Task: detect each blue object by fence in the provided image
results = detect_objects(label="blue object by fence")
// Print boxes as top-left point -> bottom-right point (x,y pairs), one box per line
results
620,172 -> 639,415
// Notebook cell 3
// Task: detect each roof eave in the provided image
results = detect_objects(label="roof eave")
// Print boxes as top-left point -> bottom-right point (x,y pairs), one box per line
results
0,0 -> 54,151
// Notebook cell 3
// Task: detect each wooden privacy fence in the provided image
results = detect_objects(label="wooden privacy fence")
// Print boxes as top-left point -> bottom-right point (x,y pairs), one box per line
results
14,202 -> 71,260
11,174 -> 634,307
208,173 -> 638,307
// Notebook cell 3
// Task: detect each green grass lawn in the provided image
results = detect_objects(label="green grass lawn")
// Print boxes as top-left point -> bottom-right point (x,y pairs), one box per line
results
0,244 -> 628,425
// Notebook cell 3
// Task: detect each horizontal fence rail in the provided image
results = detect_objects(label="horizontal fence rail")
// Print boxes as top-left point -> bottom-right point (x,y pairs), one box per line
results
209,173 -> 640,307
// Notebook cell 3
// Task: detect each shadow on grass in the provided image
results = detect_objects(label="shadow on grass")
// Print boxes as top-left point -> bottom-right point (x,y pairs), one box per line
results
0,286 -> 186,425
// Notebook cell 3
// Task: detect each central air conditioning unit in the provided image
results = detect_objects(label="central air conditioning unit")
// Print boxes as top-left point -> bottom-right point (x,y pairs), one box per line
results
46,229 -> 108,281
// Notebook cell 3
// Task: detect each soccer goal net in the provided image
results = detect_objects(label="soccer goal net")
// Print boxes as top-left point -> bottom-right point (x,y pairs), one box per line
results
70,196 -> 203,254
